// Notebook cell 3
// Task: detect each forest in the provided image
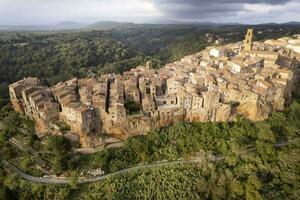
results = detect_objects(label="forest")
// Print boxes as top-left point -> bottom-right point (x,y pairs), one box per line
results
1,23 -> 300,107
0,95 -> 299,199
0,24 -> 300,199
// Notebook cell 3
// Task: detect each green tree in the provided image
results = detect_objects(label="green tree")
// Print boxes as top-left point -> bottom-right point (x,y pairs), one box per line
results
46,136 -> 71,174
255,123 -> 276,161
245,175 -> 263,200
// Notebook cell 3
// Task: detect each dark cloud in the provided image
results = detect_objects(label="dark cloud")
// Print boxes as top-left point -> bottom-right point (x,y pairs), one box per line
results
152,0 -> 297,20
155,0 -> 292,5
0,0 -> 298,25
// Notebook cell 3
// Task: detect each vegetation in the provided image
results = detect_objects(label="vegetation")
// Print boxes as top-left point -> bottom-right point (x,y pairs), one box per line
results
1,24 -> 299,106
55,121 -> 71,132
124,100 -> 142,115
75,100 -> 300,174
0,24 -> 300,199
0,98 -> 299,199
0,104 -> 35,140
45,136 -> 71,174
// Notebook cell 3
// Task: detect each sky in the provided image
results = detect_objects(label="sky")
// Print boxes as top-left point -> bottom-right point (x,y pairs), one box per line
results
0,0 -> 299,25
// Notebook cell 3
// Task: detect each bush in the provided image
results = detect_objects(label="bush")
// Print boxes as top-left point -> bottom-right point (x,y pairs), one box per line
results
124,100 -> 142,115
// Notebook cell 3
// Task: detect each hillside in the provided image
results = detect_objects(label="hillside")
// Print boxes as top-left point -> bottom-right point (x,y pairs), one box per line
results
0,24 -> 300,200
0,24 -> 300,108
88,21 -> 140,30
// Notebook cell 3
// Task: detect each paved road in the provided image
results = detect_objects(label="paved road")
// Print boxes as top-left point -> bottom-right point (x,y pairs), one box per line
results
2,159 -> 201,184
2,138 -> 299,185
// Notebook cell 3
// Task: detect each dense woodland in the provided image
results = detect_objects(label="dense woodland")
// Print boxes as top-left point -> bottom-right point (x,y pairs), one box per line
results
0,97 -> 299,199
1,24 -> 300,107
0,24 -> 300,199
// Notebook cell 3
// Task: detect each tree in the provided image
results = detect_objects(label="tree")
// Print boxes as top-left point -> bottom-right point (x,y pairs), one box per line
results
20,157 -> 33,171
124,100 -> 142,115
69,171 -> 79,189
0,131 -> 9,142
245,175 -> 263,200
46,136 -> 71,174
255,122 -> 276,161
46,136 -> 71,155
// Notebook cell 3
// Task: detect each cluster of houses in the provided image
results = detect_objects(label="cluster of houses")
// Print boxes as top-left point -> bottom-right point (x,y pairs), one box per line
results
9,29 -> 300,147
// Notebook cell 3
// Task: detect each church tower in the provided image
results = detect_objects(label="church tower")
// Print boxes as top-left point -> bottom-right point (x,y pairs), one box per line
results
243,29 -> 253,51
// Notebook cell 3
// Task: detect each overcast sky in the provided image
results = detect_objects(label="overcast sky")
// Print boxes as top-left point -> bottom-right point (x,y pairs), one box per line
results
0,0 -> 299,25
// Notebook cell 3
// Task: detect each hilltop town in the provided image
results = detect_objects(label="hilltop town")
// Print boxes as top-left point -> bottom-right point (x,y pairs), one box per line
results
9,29 -> 300,147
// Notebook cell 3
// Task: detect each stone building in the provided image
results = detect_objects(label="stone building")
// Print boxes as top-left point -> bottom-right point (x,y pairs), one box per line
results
242,28 -> 253,51
9,77 -> 38,113
60,102 -> 96,134
9,29 -> 300,147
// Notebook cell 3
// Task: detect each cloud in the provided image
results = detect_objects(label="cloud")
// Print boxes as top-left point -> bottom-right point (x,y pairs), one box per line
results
151,0 -> 300,22
0,0 -> 299,24
0,0 -> 161,25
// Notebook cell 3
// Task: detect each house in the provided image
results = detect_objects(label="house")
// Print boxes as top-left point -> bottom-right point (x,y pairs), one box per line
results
209,47 -> 229,58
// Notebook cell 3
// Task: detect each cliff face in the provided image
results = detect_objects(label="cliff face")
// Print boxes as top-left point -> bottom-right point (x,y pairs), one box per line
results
99,108 -> 235,140
238,101 -> 262,121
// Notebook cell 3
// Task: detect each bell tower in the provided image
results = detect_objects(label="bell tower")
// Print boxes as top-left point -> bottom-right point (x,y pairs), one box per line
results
243,29 -> 253,51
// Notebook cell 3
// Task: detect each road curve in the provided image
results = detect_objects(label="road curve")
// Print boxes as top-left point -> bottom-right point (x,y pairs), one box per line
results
2,159 -> 200,184
2,138 -> 299,185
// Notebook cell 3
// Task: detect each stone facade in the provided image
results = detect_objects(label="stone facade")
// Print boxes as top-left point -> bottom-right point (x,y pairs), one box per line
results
9,29 -> 300,147
243,29 -> 253,51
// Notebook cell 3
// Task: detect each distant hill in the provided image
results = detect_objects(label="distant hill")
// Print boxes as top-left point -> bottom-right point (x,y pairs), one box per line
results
0,25 -> 47,31
282,21 -> 300,25
55,21 -> 88,30
0,21 -> 300,31
190,22 -> 242,26
256,21 -> 300,26
0,21 -> 87,31
88,21 -> 140,30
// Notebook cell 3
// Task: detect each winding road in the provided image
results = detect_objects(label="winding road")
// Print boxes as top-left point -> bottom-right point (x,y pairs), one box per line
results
2,158 -> 202,184
2,138 -> 299,185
